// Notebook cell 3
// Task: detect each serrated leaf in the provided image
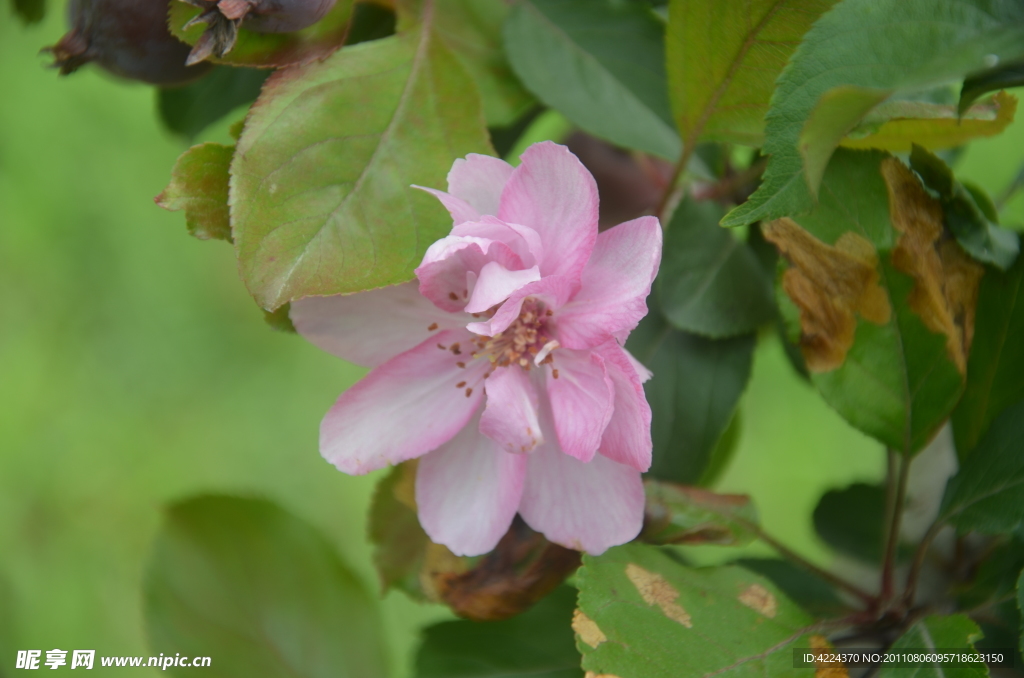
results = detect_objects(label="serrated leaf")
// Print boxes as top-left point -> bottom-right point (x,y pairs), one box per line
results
158,66 -> 269,140
435,0 -> 533,127
955,538 -> 1024,611
503,0 -> 680,159
765,149 -> 979,453
940,399 -> 1024,535
878,615 -> 987,678
415,586 -> 581,678
231,14 -> 492,310
169,0 -> 355,69
736,559 -> 848,618
812,483 -> 887,564
666,0 -> 837,147
157,143 -> 234,243
626,309 -> 754,484
576,543 -> 818,678
841,91 -> 1018,152
723,0 -> 1024,228
961,59 -> 1024,113
144,495 -> 389,678
641,479 -> 758,547
657,197 -> 776,338
953,240 -> 1024,457
11,0 -> 44,24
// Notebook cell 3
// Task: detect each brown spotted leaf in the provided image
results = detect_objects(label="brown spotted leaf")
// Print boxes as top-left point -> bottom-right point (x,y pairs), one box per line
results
641,479 -> 758,547
769,149 -> 978,454
156,143 -> 234,242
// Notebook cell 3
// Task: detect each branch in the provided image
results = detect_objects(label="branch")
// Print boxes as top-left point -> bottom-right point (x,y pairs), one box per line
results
880,450 -> 911,604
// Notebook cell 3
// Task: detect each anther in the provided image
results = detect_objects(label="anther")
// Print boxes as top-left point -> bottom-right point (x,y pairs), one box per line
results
427,323 -> 438,331
465,387 -> 473,397
456,381 -> 466,388
448,292 -> 459,301
552,369 -> 559,379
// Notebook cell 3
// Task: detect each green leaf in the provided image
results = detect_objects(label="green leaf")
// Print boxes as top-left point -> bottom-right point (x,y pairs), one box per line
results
812,483 -> 887,564
158,67 -> 269,140
909,145 -> 1019,270
940,399 -> 1024,535
156,143 -> 234,243
435,0 -> 534,127
641,479 -> 758,547
346,2 -> 397,46
169,0 -> 355,69
368,463 -> 431,599
765,149 -> 977,453
657,197 -> 776,338
665,0 -> 838,147
576,543 -> 818,678
723,0 -> 1024,228
415,586 -> 581,678
878,615 -> 987,678
263,303 -> 296,333
10,0 -> 44,24
960,59 -> 1024,113
231,12 -> 492,309
503,0 -> 680,159
144,495 -> 389,678
626,309 -> 754,484
1018,569 -> 1024,655
955,537 -> 1024,611
953,250 -> 1024,457
736,559 -> 848,618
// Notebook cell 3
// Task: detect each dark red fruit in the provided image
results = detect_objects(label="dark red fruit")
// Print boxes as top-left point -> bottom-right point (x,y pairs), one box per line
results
183,0 -> 337,64
47,0 -> 212,87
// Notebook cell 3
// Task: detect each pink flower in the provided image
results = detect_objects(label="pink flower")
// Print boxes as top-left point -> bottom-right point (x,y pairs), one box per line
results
291,142 -> 662,556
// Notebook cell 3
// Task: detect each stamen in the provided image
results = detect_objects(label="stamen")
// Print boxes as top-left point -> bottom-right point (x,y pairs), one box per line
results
456,381 -> 466,388
552,368 -> 559,379
456,362 -> 465,368
437,343 -> 447,350
427,322 -> 438,331
465,387 -> 473,397
534,339 -> 560,365
448,292 -> 459,301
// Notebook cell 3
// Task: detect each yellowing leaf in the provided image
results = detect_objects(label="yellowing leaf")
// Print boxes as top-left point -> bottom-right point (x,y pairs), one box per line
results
156,143 -> 233,242
572,609 -> 607,648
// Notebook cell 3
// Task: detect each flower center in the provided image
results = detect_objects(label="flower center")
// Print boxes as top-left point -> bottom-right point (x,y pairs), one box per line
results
472,298 -> 558,370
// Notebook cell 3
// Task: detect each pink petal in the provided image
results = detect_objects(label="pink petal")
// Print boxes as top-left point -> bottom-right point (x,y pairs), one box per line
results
416,414 -> 527,557
498,141 -> 599,279
519,437 -> 644,555
625,349 -> 653,384
452,216 -> 543,269
448,154 -> 516,217
596,343 -> 652,472
555,216 -> 662,350
466,275 -> 579,337
465,262 -> 541,314
291,282 -> 461,368
414,187 -> 479,225
416,236 -> 524,312
480,367 -> 543,453
320,329 -> 487,474
546,348 -> 614,463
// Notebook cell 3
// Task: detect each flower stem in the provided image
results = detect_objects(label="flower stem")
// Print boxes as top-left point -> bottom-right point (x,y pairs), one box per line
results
902,520 -> 943,609
654,144 -> 694,224
880,451 -> 911,604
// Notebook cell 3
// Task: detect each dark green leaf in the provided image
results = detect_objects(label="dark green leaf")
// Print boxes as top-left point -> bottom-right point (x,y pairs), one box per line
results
158,67 -> 269,140
736,559 -> 847,618
346,2 -> 397,46
878,615 -> 986,678
641,479 -> 758,547
666,0 -> 837,147
812,483 -> 886,564
909,145 -> 1019,270
156,143 -> 233,243
144,495 -> 388,678
940,399 -> 1024,535
1018,569 -> 1023,655
231,16 -> 492,309
415,586 -> 582,678
576,543 -> 817,678
698,411 -> 740,487
627,310 -> 754,484
657,197 -> 776,338
955,537 -> 1024,611
723,0 -> 1024,228
503,0 -> 680,159
953,252 -> 1024,457
10,0 -> 44,24
961,59 -> 1024,113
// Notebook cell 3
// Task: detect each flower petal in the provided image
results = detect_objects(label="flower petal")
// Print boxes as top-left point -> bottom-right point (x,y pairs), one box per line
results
480,367 -> 543,453
413,187 -> 479,225
546,348 -> 614,463
452,216 -> 543,269
291,282 -> 461,368
596,343 -> 652,472
416,415 -> 527,557
448,154 -> 516,217
519,437 -> 644,555
465,262 -> 541,314
498,141 -> 599,279
320,329 -> 487,474
416,236 -> 524,312
555,216 -> 662,350
466,275 -> 579,337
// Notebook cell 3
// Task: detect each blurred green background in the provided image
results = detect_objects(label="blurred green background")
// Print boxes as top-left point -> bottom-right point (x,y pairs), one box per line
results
2,6 -> 1024,676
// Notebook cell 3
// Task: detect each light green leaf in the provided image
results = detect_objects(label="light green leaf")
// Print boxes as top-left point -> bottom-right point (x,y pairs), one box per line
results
666,0 -> 837,147
724,0 -> 1024,227
503,0 -> 680,159
940,399 -> 1024,535
657,197 -> 776,338
157,143 -> 234,243
626,309 -> 754,484
641,479 -> 758,547
435,0 -> 534,127
576,543 -> 818,678
144,495 -> 389,678
158,67 -> 269,140
765,149 -> 976,453
415,586 -> 581,678
878,615 -> 987,678
231,11 -> 492,309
